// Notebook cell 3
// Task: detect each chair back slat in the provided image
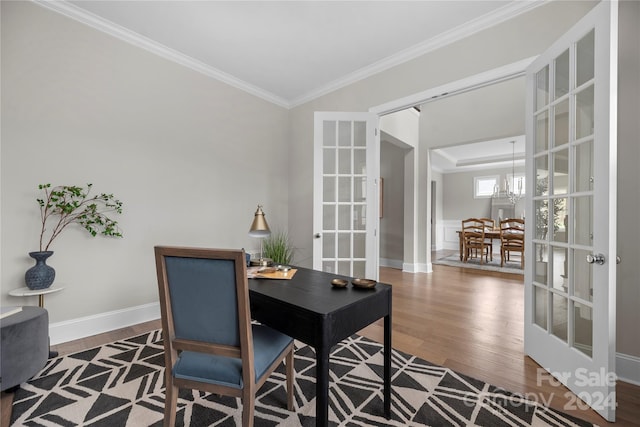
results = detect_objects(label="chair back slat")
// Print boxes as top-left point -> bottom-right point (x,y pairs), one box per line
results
461,218 -> 491,263
499,218 -> 525,268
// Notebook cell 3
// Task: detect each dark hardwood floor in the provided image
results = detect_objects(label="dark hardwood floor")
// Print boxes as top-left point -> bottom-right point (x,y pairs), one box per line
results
2,260 -> 638,426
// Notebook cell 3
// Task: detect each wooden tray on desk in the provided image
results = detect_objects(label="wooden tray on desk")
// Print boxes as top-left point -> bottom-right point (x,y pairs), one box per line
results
248,267 -> 297,280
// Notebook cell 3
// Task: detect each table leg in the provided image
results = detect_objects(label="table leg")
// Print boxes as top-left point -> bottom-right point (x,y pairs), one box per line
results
316,344 -> 330,426
459,233 -> 464,261
384,313 -> 392,418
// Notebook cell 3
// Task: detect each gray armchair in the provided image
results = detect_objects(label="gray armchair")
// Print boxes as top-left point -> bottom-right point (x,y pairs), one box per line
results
1,306 -> 49,391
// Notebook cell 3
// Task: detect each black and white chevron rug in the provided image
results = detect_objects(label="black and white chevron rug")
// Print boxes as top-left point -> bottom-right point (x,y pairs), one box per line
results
11,330 -> 592,426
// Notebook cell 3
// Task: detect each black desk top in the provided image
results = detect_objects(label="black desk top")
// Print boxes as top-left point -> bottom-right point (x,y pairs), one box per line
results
248,267 -> 391,315
248,266 -> 393,426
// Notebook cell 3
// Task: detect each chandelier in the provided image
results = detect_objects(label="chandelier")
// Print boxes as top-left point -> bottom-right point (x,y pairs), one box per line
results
493,141 -> 522,204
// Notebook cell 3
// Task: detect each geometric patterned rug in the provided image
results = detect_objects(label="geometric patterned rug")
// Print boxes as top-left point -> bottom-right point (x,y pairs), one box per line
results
11,330 -> 593,426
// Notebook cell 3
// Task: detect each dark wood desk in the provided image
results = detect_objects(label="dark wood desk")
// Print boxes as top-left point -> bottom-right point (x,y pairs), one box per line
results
249,267 -> 392,426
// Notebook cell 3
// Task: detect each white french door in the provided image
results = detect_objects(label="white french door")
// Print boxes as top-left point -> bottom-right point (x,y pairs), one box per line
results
313,112 -> 379,280
524,1 -> 617,421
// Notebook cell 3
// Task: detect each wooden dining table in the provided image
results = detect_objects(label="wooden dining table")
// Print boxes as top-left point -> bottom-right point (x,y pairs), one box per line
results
457,228 -> 501,261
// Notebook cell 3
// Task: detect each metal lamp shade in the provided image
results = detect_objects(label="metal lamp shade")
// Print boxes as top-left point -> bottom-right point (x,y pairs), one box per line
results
248,205 -> 271,237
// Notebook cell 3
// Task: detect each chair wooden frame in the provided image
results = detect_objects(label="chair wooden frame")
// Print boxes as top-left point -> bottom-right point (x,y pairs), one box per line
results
479,217 -> 496,260
461,218 -> 490,264
499,218 -> 525,268
154,246 -> 294,427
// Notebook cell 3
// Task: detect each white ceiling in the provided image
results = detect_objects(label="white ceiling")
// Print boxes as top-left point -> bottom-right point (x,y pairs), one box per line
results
430,136 -> 526,173
42,0 -> 535,170
41,1 -> 544,108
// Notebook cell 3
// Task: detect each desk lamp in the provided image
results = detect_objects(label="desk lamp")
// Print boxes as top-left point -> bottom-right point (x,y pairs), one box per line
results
248,205 -> 272,266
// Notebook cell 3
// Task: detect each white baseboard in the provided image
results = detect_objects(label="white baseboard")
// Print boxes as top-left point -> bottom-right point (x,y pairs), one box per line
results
616,352 -> 640,386
382,258 -> 432,273
49,303 -> 160,345
380,257 -> 403,269
402,262 -> 432,273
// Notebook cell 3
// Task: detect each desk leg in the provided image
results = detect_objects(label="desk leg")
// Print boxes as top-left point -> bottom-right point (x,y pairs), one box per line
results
384,314 -> 392,418
315,344 -> 330,426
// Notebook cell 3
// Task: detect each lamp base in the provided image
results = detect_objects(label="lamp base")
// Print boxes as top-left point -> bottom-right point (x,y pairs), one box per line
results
250,258 -> 273,267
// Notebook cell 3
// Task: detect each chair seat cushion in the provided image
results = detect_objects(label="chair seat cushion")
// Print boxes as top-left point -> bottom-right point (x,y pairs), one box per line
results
173,324 -> 293,389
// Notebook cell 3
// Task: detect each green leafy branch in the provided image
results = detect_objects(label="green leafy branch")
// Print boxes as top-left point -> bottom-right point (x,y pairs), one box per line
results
36,183 -> 123,251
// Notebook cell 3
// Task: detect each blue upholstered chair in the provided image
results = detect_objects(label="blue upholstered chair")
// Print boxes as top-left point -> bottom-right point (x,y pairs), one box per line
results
154,246 -> 295,427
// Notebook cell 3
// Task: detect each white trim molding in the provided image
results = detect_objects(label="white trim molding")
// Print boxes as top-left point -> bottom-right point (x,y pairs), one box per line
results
49,303 -> 160,345
616,352 -> 640,386
442,219 -> 462,251
380,257 -> 403,270
33,0 -> 542,110
370,56 -> 536,116
33,0 -> 290,108
290,2 -> 543,108
402,262 -> 432,274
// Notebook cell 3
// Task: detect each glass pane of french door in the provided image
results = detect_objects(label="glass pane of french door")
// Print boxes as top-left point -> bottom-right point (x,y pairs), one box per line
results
315,113 -> 376,278
525,3 -> 616,420
533,28 -> 596,358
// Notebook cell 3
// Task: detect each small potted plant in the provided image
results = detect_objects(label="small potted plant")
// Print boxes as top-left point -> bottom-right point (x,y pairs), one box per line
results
262,230 -> 294,265
25,183 -> 123,290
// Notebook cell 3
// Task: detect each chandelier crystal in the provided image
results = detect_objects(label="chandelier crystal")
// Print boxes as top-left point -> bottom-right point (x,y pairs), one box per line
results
506,141 -> 522,204
492,141 -> 522,204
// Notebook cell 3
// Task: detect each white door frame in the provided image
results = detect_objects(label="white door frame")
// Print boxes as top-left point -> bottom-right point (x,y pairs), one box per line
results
313,112 -> 380,280
369,56 -> 536,272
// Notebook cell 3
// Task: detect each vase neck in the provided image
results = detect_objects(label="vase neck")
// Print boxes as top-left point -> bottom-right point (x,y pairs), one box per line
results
29,251 -> 54,260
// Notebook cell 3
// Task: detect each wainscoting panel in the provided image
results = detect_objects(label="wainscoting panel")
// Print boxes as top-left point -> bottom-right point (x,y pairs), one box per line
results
442,219 -> 462,251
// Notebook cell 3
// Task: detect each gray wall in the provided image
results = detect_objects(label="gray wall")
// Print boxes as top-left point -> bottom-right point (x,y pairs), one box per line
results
380,141 -> 405,265
422,76 -> 526,148
443,167 -> 525,221
1,1 -> 289,322
616,0 -> 640,358
431,170 -> 444,250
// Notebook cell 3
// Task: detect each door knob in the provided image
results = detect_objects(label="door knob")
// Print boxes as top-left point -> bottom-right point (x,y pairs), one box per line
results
314,233 -> 321,239
586,253 -> 605,265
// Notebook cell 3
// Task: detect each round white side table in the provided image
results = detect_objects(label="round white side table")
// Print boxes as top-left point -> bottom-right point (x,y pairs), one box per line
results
9,285 -> 65,308
8,285 -> 65,358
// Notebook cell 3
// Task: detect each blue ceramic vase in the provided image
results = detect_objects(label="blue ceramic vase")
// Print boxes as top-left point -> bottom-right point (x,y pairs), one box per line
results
25,251 -> 55,290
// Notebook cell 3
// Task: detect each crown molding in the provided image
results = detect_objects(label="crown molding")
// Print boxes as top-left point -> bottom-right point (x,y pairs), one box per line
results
34,0 -> 544,110
289,1 -> 545,108
33,0 -> 291,108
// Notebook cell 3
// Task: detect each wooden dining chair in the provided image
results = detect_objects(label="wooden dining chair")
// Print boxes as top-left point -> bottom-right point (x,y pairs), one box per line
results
500,218 -> 525,268
461,218 -> 490,264
154,246 -> 295,427
479,217 -> 496,260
